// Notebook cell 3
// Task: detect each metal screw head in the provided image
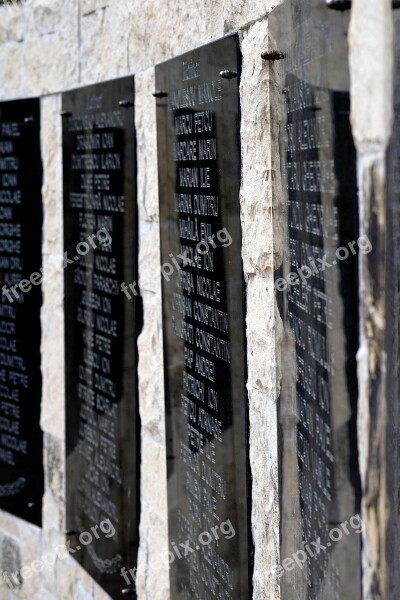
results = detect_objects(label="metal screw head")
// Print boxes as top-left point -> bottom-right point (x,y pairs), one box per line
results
27,502 -> 35,508
121,587 -> 136,596
119,100 -> 133,108
261,51 -> 285,61
153,90 -> 168,98
326,0 -> 351,10
24,116 -> 34,124
219,70 -> 237,79
60,110 -> 72,118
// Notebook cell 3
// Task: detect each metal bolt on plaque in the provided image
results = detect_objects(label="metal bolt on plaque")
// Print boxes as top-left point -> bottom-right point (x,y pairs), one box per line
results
326,0 -> 351,10
121,588 -> 136,596
261,50 -> 285,61
219,69 -> 237,79
119,100 -> 134,108
153,90 -> 168,98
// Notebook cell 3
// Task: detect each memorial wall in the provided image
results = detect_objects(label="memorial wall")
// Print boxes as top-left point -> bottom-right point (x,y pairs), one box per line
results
0,1 -> 395,599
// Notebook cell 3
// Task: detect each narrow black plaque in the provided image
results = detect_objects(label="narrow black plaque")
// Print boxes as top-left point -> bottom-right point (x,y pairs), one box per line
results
156,35 -> 251,599
271,1 -> 362,597
0,99 -> 43,526
63,78 -> 140,599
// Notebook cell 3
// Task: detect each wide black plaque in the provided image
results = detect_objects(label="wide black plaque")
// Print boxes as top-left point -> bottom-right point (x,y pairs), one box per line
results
0,99 -> 43,526
156,35 -> 251,599
63,79 -> 140,599
271,1 -> 362,598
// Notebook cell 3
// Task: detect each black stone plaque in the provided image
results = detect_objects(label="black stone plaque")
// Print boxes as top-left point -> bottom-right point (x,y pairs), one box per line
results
63,78 -> 140,599
0,99 -> 43,526
270,1 -> 362,597
156,35 -> 251,599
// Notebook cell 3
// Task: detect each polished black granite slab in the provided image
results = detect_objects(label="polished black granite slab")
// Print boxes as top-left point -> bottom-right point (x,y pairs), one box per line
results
63,78 -> 140,599
270,1 -> 362,597
156,34 -> 251,600
0,99 -> 43,526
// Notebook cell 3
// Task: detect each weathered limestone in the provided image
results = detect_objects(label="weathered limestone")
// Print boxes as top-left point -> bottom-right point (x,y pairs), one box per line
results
349,1 -> 394,598
135,67 -> 169,600
240,19 -> 282,600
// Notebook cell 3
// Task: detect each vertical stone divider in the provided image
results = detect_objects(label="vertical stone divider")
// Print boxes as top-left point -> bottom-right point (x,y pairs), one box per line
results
349,1 -> 394,598
240,21 -> 282,600
40,93 -> 76,598
134,69 -> 169,600
41,93 -> 100,600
